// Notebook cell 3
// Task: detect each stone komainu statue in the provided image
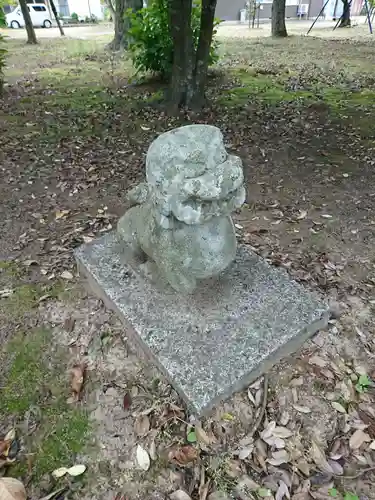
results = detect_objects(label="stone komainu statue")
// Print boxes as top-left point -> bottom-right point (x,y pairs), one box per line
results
117,125 -> 246,293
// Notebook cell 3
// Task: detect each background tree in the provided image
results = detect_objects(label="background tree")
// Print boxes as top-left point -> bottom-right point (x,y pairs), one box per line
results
167,0 -> 218,109
128,0 -> 219,109
104,0 -> 115,19
271,0 -> 287,37
128,0 -> 219,77
109,0 -> 142,50
49,0 -> 65,36
18,0 -> 37,44
338,0 -> 351,27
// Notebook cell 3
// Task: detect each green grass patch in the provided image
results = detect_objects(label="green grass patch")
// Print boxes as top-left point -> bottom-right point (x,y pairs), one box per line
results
0,260 -> 21,277
220,69 -> 375,111
0,281 -> 66,317
220,69 -> 313,106
317,86 -> 375,109
0,328 -> 90,480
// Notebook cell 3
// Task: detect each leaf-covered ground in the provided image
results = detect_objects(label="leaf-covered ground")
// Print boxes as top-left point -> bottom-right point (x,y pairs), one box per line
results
1,30 -> 375,500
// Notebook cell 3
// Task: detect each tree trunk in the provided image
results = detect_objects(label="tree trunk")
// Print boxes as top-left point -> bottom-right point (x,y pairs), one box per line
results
105,0 -> 116,20
49,0 -> 65,36
339,0 -> 351,26
108,0 -> 142,50
168,0 -> 195,109
18,0 -> 37,44
109,0 -> 127,49
192,0 -> 218,107
271,0 -> 287,37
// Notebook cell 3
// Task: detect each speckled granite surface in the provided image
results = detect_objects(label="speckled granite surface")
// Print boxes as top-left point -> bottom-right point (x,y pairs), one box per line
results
75,232 -> 329,415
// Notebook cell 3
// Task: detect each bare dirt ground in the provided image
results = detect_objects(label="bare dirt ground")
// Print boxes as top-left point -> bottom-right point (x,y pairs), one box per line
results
1,26 -> 375,500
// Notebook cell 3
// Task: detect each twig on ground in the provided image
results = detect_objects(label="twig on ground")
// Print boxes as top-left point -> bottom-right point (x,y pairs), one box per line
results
249,374 -> 269,437
337,466 -> 375,480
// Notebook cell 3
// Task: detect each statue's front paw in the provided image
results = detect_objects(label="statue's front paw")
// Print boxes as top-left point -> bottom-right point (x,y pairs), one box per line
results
165,270 -> 197,294
127,182 -> 149,206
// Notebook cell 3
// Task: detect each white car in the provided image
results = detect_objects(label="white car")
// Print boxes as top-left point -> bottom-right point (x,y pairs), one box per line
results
6,4 -> 53,29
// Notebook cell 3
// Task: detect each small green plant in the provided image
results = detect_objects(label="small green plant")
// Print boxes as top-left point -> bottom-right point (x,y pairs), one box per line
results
187,429 -> 197,443
344,493 -> 359,500
71,11 -> 79,21
85,14 -> 97,23
127,0 -> 219,78
329,488 -> 359,500
355,373 -> 371,393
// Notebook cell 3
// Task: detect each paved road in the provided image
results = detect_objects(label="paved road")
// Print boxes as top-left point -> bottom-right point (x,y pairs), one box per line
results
2,24 -> 114,39
3,16 -> 371,40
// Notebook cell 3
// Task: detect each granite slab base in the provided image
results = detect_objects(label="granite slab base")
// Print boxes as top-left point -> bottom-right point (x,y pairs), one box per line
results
75,233 -> 329,415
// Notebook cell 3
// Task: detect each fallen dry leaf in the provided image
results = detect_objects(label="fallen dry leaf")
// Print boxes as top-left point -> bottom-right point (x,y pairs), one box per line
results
296,460 -> 310,476
70,364 -> 85,399
357,408 -> 375,438
311,440 -> 334,474
309,355 -> 327,368
261,421 -> 277,440
349,429 -> 371,450
195,424 -> 211,446
170,490 -> 192,500
55,209 -> 70,220
296,210 -> 307,220
38,488 -> 66,500
0,477 -> 27,500
238,446 -> 253,460
273,427 -> 293,439
331,402 -> 346,414
0,440 -> 11,456
61,270 -> 74,280
276,480 -> 290,500
135,415 -> 150,436
136,444 -> 150,471
169,445 -> 199,465
52,467 -> 69,479
123,392 -> 132,410
268,449 -> 289,466
66,464 -> 86,476
327,459 -> 343,475
291,481 -> 311,500
149,440 -> 157,460
293,405 -> 311,414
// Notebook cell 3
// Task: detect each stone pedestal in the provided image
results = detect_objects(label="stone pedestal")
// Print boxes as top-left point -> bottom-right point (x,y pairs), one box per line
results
75,233 -> 329,415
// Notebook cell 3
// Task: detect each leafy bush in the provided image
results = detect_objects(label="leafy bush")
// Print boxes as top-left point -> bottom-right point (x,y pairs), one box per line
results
85,14 -> 98,23
71,11 -> 79,21
127,0 -> 219,78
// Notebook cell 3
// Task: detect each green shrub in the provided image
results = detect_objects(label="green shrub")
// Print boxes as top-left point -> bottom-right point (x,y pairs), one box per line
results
71,11 -> 79,21
127,0 -> 219,78
85,14 -> 98,23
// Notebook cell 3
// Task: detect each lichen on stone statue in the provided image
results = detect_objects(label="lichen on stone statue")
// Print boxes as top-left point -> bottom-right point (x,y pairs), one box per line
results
117,124 -> 246,293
